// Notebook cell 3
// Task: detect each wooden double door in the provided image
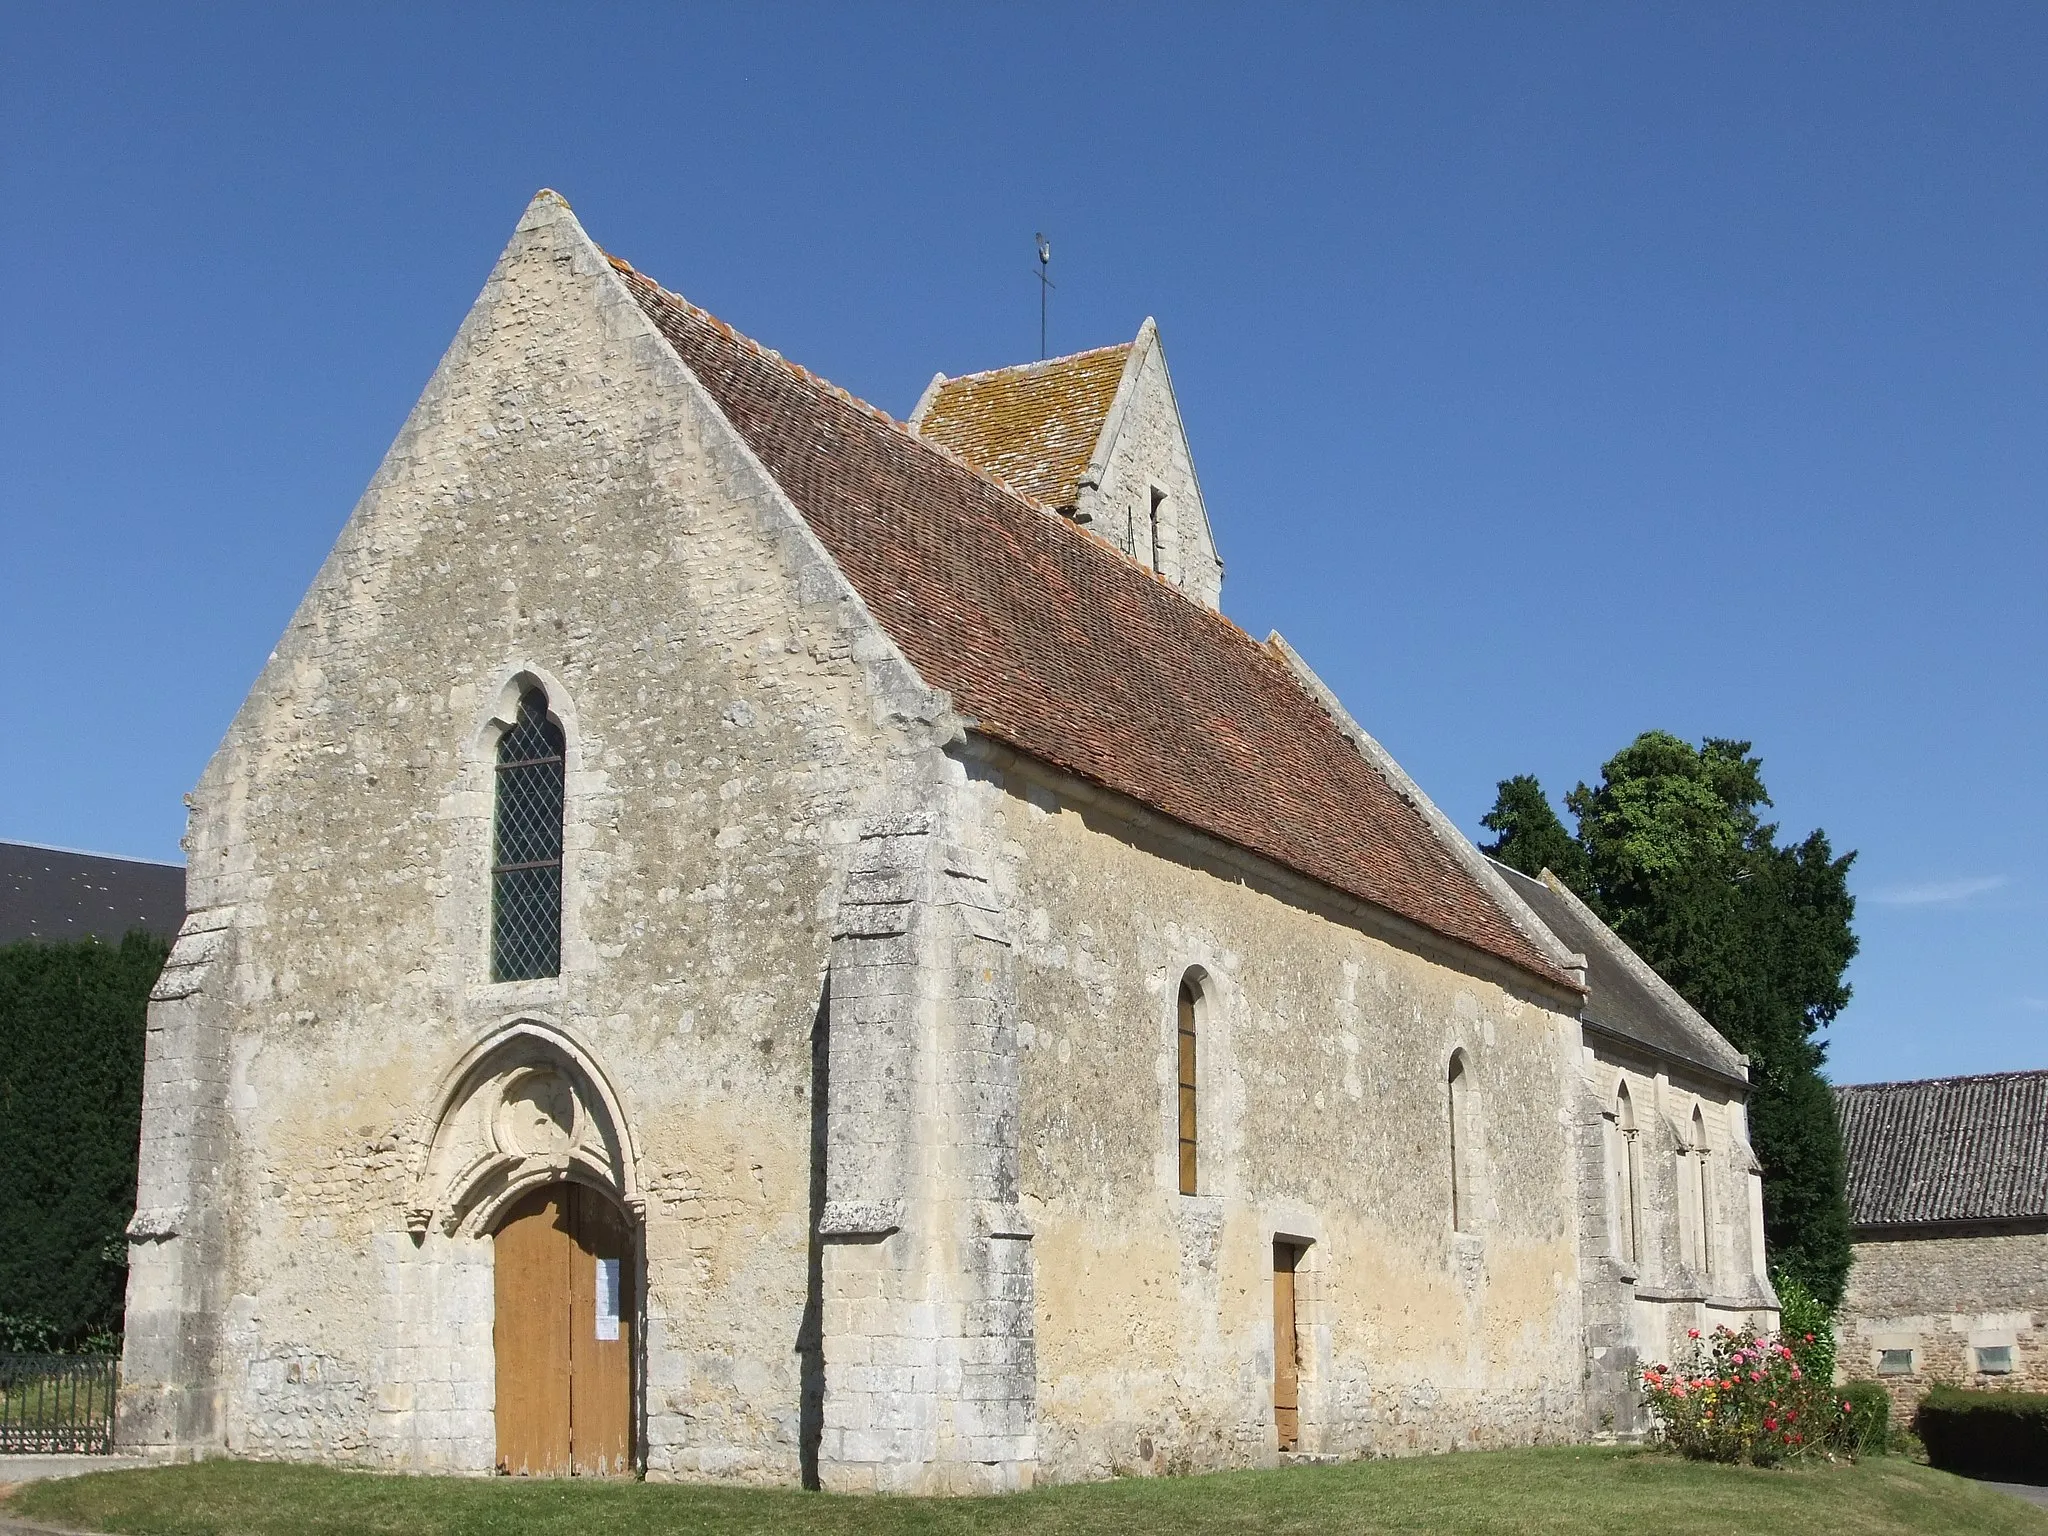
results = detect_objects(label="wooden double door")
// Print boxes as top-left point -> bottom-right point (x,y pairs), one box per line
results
493,1182 -> 634,1476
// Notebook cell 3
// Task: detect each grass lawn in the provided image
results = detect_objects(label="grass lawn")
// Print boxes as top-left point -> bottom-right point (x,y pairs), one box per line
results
8,1448 -> 2047,1536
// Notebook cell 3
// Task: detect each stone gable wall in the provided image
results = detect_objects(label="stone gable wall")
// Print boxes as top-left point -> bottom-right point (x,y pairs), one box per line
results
1076,342 -> 1223,609
122,195 -> 945,1480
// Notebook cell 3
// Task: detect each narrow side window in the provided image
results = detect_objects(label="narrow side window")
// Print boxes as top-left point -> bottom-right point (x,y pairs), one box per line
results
1691,1106 -> 1713,1277
1177,976 -> 1199,1195
1448,1051 -> 1471,1231
492,686 -> 566,981
1616,1083 -> 1641,1265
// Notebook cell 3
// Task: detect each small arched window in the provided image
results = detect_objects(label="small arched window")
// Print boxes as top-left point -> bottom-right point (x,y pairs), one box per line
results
1691,1106 -> 1713,1277
1177,976 -> 1200,1195
1615,1083 -> 1641,1265
1448,1050 -> 1472,1231
491,686 -> 566,982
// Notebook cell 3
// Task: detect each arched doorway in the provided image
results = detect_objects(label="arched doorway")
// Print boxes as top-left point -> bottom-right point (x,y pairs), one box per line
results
493,1181 -> 634,1475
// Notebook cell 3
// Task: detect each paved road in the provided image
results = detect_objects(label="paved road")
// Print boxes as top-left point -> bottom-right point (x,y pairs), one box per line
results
0,1460 -> 145,1487
1977,1477 -> 2048,1510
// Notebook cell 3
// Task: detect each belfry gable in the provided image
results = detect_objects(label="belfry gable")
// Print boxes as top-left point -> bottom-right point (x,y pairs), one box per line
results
909,321 -> 1223,609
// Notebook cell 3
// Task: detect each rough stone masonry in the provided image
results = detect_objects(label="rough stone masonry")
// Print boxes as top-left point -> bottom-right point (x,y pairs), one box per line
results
119,191 -> 1777,1490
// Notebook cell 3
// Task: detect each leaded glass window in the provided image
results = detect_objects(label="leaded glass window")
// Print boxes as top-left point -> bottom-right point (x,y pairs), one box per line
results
492,687 -> 565,981
1449,1052 -> 1471,1231
1177,977 -> 1198,1196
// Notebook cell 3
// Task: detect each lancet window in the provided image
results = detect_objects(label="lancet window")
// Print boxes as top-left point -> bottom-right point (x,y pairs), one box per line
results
491,686 -> 566,982
1177,976 -> 1200,1195
1448,1050 -> 1473,1231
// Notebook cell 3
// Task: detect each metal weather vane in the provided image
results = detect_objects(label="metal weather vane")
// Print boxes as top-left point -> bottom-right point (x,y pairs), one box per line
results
1035,232 -> 1053,359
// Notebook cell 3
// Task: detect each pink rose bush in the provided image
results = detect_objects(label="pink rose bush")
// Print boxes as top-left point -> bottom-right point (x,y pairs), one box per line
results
1641,1323 -> 1851,1466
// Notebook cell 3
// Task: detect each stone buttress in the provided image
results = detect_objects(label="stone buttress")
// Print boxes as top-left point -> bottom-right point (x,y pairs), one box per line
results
117,906 -> 238,1453
816,785 -> 1034,1492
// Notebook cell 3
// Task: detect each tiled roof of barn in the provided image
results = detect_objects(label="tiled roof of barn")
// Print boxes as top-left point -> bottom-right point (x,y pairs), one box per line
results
909,345 -> 1130,511
1835,1071 -> 2048,1229
612,258 -> 1574,993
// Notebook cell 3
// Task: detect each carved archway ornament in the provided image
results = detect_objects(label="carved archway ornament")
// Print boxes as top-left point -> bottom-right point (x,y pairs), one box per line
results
409,1018 -> 644,1239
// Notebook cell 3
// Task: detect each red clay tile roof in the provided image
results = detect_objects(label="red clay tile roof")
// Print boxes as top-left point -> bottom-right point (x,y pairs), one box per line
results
613,260 -> 1573,991
912,346 -> 1130,511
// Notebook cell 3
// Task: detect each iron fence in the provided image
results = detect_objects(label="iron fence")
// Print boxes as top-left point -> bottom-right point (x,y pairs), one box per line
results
0,1352 -> 119,1454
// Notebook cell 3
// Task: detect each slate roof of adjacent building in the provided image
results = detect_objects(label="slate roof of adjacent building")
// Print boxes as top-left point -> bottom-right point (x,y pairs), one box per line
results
1489,861 -> 1747,1081
909,345 -> 1131,512
611,257 -> 1574,992
0,840 -> 186,946
1835,1070 -> 2048,1229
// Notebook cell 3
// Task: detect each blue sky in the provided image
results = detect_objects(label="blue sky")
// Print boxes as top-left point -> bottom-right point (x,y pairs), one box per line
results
4,4 -> 2042,1084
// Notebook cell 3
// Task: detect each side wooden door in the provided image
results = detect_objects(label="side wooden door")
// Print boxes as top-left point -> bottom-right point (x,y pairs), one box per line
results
1273,1241 -> 1300,1452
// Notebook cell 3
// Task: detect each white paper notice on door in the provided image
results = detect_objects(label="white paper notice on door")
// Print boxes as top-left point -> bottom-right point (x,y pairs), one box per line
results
595,1257 -> 620,1341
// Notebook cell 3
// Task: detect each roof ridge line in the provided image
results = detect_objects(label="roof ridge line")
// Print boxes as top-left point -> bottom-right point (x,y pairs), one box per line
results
607,251 -> 1269,653
604,253 -> 904,430
0,838 -> 187,868
1837,1069 -> 2048,1092
607,252 -> 1077,517
938,341 -> 1133,385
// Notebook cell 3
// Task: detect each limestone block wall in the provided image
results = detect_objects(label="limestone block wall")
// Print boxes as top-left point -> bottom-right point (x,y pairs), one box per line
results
966,746 -> 1592,1480
1838,1227 -> 2048,1416
120,193 -> 946,1479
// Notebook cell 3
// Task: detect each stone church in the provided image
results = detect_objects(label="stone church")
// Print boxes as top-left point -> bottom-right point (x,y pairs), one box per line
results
118,191 -> 1778,1490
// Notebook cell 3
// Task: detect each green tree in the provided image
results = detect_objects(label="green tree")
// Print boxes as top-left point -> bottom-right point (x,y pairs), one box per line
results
1481,732 -> 1858,1305
0,931 -> 168,1350
1479,773 -> 1588,890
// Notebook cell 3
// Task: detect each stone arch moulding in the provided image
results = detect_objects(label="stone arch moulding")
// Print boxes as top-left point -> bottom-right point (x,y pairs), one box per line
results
408,1016 -> 645,1240
475,664 -> 580,757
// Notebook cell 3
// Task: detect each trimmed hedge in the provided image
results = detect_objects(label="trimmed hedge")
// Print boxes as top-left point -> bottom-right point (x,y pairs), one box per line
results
0,933 -> 168,1350
1838,1379 -> 1890,1458
1915,1384 -> 2048,1481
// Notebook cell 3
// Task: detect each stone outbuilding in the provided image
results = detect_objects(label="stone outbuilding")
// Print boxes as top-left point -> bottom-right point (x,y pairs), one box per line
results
118,190 -> 1773,1490
1834,1070 -> 2048,1413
